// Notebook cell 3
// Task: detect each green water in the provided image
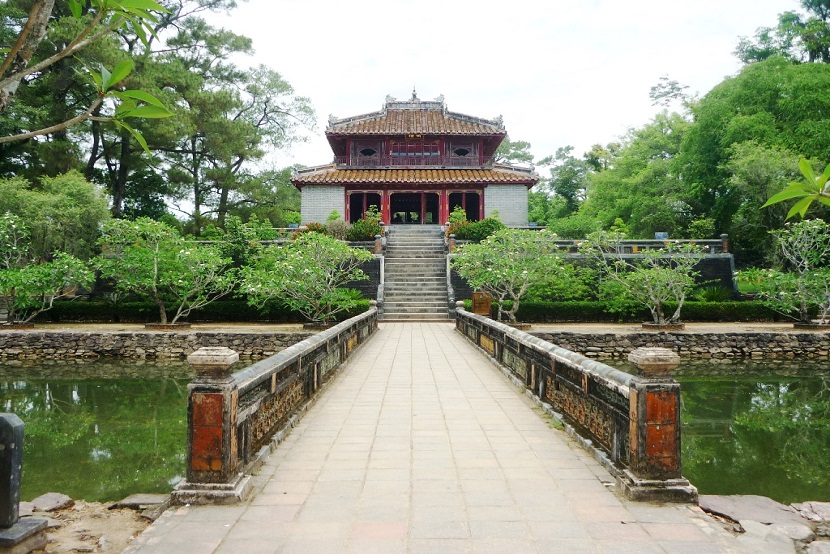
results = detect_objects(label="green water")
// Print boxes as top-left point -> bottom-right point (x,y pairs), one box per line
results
1,358 -> 828,504
674,360 -> 830,504
0,360 -> 193,503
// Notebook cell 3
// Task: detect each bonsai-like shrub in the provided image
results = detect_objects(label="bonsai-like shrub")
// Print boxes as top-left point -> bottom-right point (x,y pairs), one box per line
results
747,219 -> 830,324
581,231 -> 704,325
96,218 -> 237,325
0,213 -> 93,324
346,206 -> 382,241
242,232 -> 374,324
452,228 -> 564,322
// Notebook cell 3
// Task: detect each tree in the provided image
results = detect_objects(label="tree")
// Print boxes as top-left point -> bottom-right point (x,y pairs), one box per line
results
747,219 -> 830,324
96,217 -> 236,324
241,232 -> 373,324
536,146 -> 591,215
735,2 -> 830,64
493,135 -> 534,165
451,228 -> 563,323
0,0 -> 172,145
580,231 -> 704,325
578,112 -> 692,238
0,171 -> 111,260
681,56 -> 830,234
0,213 -> 94,324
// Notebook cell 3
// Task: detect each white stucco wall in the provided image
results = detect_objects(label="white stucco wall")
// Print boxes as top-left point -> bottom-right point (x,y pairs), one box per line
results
484,185 -> 528,226
301,186 -> 344,224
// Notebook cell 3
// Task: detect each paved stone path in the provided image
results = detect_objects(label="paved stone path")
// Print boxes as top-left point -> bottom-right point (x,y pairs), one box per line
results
126,322 -> 749,553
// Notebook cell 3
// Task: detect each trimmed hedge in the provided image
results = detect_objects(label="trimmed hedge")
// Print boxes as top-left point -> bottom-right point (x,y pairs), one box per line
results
35,299 -> 371,324
462,300 -> 784,323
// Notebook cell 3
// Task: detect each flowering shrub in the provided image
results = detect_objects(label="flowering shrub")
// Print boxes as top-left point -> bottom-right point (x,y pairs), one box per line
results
241,232 -> 373,323
451,228 -> 563,322
0,213 -> 93,324
580,231 -> 704,325
96,218 -> 236,324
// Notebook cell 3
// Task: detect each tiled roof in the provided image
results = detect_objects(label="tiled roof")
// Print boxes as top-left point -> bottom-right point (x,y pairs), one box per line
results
292,165 -> 538,187
326,97 -> 505,136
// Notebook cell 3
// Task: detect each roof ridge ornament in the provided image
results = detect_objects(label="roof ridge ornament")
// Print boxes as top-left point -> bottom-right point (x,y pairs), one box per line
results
411,87 -> 419,101
327,114 -> 338,127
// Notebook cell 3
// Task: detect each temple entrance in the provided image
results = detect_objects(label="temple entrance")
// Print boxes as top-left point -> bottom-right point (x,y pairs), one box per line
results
348,192 -> 381,223
448,192 -> 481,221
390,192 -> 439,224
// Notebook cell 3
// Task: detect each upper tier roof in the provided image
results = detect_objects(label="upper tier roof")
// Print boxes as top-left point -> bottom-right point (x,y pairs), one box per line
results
326,93 -> 506,137
292,165 -> 538,188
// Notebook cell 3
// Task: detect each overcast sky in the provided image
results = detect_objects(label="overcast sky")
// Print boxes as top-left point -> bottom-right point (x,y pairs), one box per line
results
207,0 -> 799,169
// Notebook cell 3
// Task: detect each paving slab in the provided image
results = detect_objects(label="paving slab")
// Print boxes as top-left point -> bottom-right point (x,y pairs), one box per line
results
126,322 -> 752,553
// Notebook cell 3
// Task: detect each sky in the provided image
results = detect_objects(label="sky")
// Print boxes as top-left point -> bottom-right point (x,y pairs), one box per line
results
206,0 -> 800,169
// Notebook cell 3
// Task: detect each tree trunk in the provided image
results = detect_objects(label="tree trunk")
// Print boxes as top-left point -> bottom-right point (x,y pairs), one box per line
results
111,127 -> 132,218
0,0 -> 55,112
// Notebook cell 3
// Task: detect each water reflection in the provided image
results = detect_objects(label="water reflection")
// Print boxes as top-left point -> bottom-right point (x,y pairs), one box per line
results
673,360 -> 830,504
0,360 -> 193,503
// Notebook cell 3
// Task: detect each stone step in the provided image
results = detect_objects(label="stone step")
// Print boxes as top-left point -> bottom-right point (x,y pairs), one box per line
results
381,313 -> 450,321
382,306 -> 449,314
384,286 -> 446,293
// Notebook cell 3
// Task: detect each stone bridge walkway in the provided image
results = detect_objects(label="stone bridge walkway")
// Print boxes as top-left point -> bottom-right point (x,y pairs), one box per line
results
126,322 -> 749,554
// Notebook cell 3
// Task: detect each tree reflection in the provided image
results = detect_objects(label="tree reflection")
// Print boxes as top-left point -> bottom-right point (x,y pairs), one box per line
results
679,372 -> 830,504
0,362 -> 190,502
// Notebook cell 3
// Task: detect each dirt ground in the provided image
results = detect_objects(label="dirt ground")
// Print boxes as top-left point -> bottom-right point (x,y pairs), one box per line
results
31,501 -> 150,553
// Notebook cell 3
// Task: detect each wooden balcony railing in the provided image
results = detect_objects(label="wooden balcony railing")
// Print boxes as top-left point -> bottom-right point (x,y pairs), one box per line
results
333,155 -> 490,168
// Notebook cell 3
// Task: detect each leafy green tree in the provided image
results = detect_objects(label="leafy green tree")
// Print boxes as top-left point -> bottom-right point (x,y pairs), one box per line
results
493,135 -> 534,165
681,56 -> 830,232
0,213 -> 94,324
748,219 -> 830,323
0,0 -> 172,145
96,217 -> 236,324
241,232 -> 373,324
735,1 -> 830,64
581,231 -> 704,325
536,146 -> 591,215
0,171 -> 111,260
579,112 -> 692,238
451,229 -> 564,322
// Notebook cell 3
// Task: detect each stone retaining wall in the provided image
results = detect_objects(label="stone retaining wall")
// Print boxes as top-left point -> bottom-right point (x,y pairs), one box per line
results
0,331 -> 314,360
530,331 -> 830,359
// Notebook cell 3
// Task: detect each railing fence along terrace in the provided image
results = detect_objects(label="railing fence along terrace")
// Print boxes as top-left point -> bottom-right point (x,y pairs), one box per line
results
454,306 -> 698,502
173,306 -> 379,504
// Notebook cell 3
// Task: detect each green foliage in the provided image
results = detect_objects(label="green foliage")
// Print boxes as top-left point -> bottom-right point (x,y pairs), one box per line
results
0,172 -> 111,260
578,112 -> 692,238
327,210 -> 342,222
763,158 -> 830,219
345,206 -> 382,241
96,218 -> 237,324
581,231 -> 705,324
682,57 -> 830,233
545,213 -> 602,239
449,216 -> 506,241
525,265 -> 595,302
687,218 -> 716,239
694,286 -> 735,302
448,206 -> 468,225
326,219 -> 351,240
242,232 -> 373,323
739,219 -> 830,323
536,145 -> 591,214
452,229 -> 563,322
0,214 -> 94,324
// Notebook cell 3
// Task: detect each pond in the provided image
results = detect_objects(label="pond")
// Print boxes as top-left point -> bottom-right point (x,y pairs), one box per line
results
673,359 -> 830,504
0,360 -> 195,503
1,358 -> 828,504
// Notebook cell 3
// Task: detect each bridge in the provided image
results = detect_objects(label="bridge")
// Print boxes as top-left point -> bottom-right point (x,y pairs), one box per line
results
123,312 -> 753,553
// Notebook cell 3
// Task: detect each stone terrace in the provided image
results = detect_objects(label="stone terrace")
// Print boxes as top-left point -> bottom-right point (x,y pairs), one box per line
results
126,322 -> 751,553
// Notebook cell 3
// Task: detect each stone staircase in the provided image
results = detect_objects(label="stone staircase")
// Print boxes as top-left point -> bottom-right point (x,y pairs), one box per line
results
382,225 -> 449,321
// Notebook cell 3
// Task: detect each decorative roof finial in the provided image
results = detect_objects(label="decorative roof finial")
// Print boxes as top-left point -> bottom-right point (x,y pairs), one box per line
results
411,86 -> 419,101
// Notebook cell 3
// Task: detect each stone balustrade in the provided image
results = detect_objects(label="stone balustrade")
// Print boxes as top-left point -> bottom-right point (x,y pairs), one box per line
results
455,307 -> 697,502
172,307 -> 378,504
